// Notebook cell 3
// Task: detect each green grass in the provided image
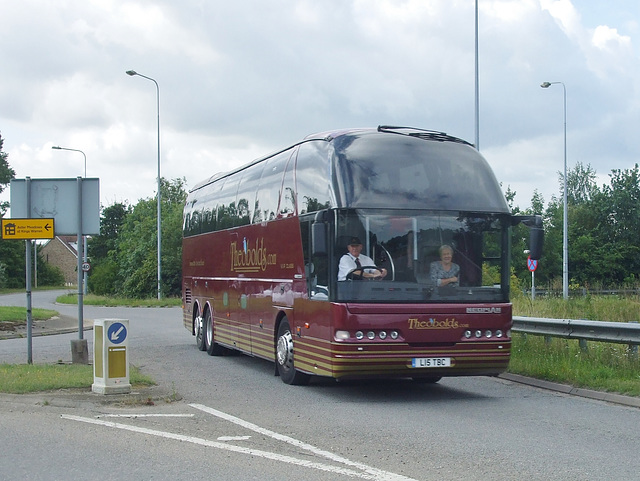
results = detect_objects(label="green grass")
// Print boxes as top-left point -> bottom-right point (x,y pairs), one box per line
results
0,363 -> 155,394
510,294 -> 640,396
56,293 -> 182,308
509,334 -> 640,396
0,306 -> 58,322
512,294 -> 640,323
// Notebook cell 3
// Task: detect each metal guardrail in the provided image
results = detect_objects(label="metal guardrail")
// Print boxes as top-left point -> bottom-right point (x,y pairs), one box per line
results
523,288 -> 640,298
512,316 -> 640,346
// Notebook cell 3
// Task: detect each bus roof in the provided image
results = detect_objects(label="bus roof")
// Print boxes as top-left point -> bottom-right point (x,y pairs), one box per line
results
190,126 -> 473,193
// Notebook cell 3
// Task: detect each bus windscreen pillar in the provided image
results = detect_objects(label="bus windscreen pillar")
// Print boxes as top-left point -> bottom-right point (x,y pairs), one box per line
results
92,319 -> 131,394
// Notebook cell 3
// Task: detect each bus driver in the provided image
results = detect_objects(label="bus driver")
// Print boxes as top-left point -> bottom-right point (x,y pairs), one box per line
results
338,237 -> 387,281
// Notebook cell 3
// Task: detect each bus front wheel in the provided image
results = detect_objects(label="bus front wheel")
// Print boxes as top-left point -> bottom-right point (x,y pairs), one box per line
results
276,318 -> 310,386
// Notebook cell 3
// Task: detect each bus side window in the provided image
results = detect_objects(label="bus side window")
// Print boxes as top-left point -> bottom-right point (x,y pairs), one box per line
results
254,151 -> 289,223
296,142 -> 333,214
278,148 -> 297,218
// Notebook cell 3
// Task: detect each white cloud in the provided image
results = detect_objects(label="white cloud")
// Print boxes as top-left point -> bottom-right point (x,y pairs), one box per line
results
1,0 -> 640,213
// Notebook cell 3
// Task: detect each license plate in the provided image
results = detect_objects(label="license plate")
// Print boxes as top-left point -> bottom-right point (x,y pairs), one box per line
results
411,357 -> 451,368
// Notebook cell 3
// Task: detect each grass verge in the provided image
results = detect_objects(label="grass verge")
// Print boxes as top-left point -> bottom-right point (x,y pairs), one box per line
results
56,293 -> 182,308
0,363 -> 155,394
510,294 -> 640,397
0,307 -> 58,322
509,334 -> 640,396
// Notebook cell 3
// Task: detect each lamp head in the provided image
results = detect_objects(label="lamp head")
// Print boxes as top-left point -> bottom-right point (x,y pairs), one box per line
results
126,70 -> 137,76
540,82 -> 552,88
52,146 -> 61,150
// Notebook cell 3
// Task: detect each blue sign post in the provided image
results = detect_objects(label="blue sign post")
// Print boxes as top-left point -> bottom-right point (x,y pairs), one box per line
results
527,256 -> 538,300
107,322 -> 127,345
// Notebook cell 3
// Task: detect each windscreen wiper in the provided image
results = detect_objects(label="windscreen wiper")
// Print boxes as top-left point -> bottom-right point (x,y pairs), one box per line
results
377,125 -> 472,146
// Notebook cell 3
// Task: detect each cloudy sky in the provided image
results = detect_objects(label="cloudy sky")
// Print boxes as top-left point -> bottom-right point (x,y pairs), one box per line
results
1,0 -> 639,214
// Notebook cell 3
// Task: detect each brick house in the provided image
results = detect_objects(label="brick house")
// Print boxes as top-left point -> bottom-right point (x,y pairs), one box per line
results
40,235 -> 78,286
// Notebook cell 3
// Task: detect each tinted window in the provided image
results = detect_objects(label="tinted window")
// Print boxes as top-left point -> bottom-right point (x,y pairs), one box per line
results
253,150 -> 291,223
296,141 -> 334,214
333,134 -> 509,212
236,164 -> 263,226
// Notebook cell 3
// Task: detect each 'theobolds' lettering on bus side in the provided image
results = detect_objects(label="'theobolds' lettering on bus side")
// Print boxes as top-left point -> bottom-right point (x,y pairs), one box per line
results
230,237 -> 276,273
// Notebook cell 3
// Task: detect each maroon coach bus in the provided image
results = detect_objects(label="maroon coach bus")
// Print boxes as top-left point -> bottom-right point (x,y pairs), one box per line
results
182,126 -> 542,385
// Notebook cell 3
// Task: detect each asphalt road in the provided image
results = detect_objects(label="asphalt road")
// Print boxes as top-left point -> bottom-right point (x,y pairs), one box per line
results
1,290 -> 639,480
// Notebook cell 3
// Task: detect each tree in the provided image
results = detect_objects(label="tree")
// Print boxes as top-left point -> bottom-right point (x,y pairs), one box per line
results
113,178 -> 187,298
566,162 -> 598,205
0,133 -> 23,288
88,202 -> 131,261
87,202 -> 131,295
0,133 -> 16,217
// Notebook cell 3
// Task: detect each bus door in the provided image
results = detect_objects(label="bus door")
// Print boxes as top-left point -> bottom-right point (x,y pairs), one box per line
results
227,278 -> 252,353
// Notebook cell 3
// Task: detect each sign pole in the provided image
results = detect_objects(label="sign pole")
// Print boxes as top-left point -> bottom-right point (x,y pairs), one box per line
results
531,270 -> 535,301
527,256 -> 538,301
26,177 -> 33,364
77,177 -> 84,339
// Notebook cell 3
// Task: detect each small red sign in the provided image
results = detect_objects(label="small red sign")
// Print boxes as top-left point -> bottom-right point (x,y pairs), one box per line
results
527,256 -> 538,272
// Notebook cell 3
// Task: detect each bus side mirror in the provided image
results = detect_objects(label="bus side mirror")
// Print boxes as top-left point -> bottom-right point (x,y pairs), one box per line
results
312,222 -> 327,256
528,225 -> 543,260
515,215 -> 544,260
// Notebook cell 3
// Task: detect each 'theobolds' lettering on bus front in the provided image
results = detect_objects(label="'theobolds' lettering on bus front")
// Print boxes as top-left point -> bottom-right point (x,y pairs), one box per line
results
408,318 -> 469,329
230,237 -> 276,272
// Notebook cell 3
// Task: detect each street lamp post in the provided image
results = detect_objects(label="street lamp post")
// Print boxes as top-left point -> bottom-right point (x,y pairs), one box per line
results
541,81 -> 568,300
52,146 -> 88,296
474,0 -> 480,150
126,70 -> 162,299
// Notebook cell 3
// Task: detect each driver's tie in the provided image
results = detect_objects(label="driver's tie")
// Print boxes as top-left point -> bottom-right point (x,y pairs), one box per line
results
355,258 -> 361,268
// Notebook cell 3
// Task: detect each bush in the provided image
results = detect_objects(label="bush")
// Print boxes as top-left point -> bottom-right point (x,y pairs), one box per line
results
37,261 -> 65,286
89,260 -> 120,296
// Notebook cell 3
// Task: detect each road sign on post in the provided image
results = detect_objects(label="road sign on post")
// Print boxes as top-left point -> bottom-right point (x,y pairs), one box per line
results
92,319 -> 131,395
1,218 -> 54,240
527,256 -> 537,300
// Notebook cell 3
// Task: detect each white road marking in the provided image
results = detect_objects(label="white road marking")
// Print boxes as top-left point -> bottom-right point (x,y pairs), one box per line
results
62,408 -> 419,481
189,403 -> 418,481
98,414 -> 195,418
217,435 -> 251,441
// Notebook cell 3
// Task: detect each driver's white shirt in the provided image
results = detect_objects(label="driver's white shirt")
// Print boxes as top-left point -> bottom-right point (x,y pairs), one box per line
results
337,253 -> 376,281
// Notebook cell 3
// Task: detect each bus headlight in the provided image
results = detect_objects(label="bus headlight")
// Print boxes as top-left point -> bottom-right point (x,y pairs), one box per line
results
355,331 -> 364,340
390,331 -> 399,340
379,331 -> 387,340
495,330 -> 503,338
367,331 -> 375,340
335,330 -> 350,340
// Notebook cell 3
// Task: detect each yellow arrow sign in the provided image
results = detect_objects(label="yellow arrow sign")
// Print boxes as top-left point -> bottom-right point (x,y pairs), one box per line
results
1,218 -> 55,240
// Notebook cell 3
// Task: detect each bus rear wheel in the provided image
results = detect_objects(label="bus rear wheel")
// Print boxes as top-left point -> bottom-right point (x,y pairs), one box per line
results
204,309 -> 225,356
195,310 -> 206,351
276,318 -> 310,385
